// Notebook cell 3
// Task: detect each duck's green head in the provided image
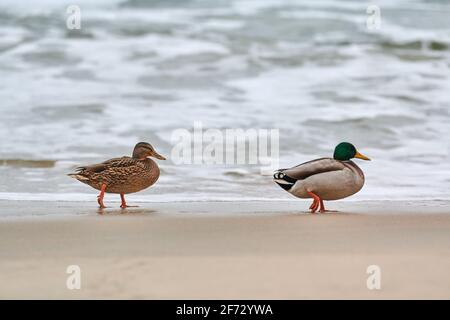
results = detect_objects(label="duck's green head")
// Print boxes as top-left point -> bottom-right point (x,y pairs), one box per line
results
333,142 -> 371,161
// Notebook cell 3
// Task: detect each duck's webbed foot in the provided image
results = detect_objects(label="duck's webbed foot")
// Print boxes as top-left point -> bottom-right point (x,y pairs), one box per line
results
97,184 -> 107,209
307,192 -> 336,213
309,199 -> 319,213
307,191 -> 322,214
120,194 -> 139,209
318,199 -> 337,213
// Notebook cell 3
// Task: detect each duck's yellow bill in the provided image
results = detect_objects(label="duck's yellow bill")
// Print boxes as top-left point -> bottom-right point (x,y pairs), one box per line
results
355,151 -> 371,161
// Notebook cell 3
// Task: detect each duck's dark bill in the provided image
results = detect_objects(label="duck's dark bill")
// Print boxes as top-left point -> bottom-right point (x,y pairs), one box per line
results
153,152 -> 166,160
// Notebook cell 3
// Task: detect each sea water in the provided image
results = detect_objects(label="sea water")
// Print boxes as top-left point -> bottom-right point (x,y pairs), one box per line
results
0,0 -> 449,203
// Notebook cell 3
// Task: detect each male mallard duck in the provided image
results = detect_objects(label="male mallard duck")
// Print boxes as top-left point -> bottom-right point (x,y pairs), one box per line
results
273,142 -> 370,213
68,142 -> 166,209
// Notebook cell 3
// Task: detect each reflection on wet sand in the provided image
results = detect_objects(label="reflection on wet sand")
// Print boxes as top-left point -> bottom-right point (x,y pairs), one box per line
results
96,208 -> 158,216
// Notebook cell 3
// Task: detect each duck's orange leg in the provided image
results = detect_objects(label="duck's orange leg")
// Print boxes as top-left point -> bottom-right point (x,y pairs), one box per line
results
97,184 -> 107,209
307,191 -> 321,214
319,199 -> 337,213
120,194 -> 139,209
311,200 -> 320,213
319,199 -> 326,213
309,199 -> 318,210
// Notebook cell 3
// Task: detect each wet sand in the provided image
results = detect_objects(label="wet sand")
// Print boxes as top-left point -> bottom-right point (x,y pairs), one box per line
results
0,200 -> 449,299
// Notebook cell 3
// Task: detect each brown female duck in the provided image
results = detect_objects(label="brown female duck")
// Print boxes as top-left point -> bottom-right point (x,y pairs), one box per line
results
68,142 -> 165,209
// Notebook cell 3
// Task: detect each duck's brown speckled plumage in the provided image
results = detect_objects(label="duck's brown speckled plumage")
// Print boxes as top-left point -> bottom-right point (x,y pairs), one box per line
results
68,142 -> 165,208
73,156 -> 160,194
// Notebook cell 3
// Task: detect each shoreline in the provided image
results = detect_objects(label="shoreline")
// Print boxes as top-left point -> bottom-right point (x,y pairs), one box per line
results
1,200 -> 449,299
0,199 -> 449,219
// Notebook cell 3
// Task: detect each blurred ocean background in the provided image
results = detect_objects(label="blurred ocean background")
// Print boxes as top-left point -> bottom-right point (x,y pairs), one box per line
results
0,0 -> 449,202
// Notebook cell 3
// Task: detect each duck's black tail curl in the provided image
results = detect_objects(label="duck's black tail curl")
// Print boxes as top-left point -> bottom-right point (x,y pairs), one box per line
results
273,170 -> 296,191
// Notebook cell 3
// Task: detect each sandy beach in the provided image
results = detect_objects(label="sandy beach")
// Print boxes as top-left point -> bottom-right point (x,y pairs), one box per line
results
1,200 -> 449,299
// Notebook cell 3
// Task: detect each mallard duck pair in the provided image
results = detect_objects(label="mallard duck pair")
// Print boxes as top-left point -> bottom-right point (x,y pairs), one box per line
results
69,141 -> 370,213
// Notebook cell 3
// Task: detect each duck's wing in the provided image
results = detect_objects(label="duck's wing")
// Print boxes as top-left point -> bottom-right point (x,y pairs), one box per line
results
68,156 -> 143,183
280,158 -> 346,180
73,157 -> 138,174
99,157 -> 139,169
274,158 -> 346,189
